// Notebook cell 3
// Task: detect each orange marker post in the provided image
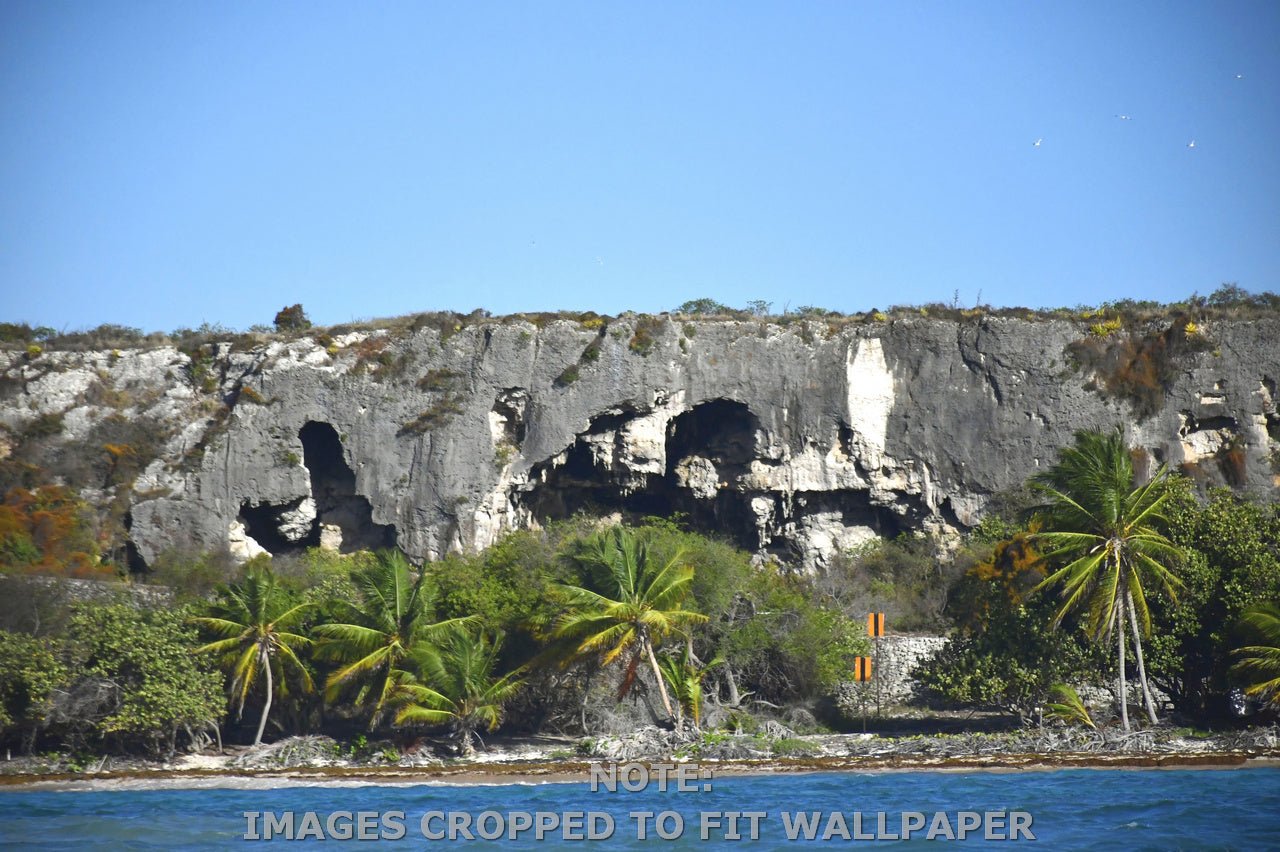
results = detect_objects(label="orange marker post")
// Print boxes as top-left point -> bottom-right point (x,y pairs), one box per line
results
853,655 -> 873,732
867,613 -> 886,718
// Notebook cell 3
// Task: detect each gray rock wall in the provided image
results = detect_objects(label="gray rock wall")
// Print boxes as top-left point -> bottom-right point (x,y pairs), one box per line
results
2,314 -> 1277,569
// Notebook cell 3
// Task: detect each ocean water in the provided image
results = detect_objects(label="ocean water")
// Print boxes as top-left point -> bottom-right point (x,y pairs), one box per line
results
1,767 -> 1277,850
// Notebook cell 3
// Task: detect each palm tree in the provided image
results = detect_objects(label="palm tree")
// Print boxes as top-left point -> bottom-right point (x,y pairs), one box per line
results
554,527 -> 707,720
1044,684 -> 1096,730
656,644 -> 722,727
192,567 -> 314,745
1232,602 -> 1280,709
311,550 -> 471,728
1030,430 -> 1183,730
393,630 -> 524,757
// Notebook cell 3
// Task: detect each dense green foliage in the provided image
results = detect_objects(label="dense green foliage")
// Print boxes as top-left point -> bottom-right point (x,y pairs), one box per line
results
913,529 -> 1104,719
394,630 -> 524,756
0,630 -> 66,750
65,604 -> 225,755
1148,487 -> 1280,717
312,550 -> 471,728
554,526 -> 707,718
1231,603 -> 1280,709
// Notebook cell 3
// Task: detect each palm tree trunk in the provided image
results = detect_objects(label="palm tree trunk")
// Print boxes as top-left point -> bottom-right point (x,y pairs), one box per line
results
459,727 -> 475,759
1124,590 -> 1159,725
254,647 -> 273,746
722,663 -> 742,707
644,638 -> 675,719
1115,608 -> 1130,732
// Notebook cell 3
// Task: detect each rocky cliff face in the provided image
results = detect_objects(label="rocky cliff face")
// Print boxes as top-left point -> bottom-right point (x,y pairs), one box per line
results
2,314 -> 1277,570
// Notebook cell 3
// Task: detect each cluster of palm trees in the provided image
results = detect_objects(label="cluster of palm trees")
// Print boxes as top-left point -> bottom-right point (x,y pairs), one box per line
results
193,552 -> 521,753
193,529 -> 712,752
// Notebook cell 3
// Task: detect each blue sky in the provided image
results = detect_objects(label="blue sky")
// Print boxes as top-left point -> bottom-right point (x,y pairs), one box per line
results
2,1 -> 1277,332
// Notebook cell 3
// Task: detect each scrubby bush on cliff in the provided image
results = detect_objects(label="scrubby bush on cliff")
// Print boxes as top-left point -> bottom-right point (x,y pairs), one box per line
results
0,485 -> 105,577
273,304 -> 312,333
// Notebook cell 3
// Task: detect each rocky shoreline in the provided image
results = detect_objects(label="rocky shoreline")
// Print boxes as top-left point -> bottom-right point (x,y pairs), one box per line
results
4,726 -> 1277,790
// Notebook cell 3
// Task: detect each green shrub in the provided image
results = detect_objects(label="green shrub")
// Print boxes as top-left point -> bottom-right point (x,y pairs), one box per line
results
554,364 -> 580,386
64,603 -> 224,755
628,316 -> 664,355
771,737 -> 819,756
273,304 -> 311,333
675,298 -> 730,315
399,394 -> 465,435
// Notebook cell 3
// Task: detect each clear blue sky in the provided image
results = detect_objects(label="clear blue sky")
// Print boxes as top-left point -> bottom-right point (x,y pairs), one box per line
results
2,1 -> 1277,332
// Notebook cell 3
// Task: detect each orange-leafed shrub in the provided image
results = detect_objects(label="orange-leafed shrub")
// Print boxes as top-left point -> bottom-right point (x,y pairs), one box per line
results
0,486 -> 108,577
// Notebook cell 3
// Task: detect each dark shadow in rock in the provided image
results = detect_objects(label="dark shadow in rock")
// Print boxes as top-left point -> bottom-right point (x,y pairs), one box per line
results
521,399 -> 767,551
236,422 -> 397,556
300,421 -> 397,553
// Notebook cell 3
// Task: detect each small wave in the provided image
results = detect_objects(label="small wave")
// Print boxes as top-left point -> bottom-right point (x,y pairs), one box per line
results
12,774 -> 586,794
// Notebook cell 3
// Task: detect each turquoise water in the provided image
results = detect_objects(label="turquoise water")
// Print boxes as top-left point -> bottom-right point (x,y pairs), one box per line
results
1,768 -> 1277,849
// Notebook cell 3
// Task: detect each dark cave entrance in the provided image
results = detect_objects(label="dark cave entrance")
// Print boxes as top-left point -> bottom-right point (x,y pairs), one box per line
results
237,421 -> 397,556
300,421 -> 397,553
521,399 -> 766,550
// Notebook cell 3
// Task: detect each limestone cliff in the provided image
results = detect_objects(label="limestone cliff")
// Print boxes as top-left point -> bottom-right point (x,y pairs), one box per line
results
2,314 -> 1277,570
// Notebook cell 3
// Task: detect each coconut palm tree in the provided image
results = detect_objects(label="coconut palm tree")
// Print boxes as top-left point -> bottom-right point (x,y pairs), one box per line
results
1030,429 -> 1183,730
312,550 -> 472,728
192,567 -> 314,745
393,630 -> 524,757
656,644 -> 722,727
1044,684 -> 1096,730
1232,603 -> 1280,709
554,527 -> 707,720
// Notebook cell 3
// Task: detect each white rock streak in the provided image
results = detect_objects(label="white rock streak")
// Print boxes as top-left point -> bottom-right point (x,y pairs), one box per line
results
845,338 -> 894,469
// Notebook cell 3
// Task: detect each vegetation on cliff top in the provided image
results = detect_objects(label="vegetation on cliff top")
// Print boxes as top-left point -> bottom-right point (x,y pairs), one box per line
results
2,284 -> 1276,355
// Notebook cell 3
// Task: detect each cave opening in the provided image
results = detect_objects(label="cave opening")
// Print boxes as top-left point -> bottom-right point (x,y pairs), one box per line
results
662,400 -> 765,547
239,497 -> 316,553
521,399 -> 767,551
236,422 -> 397,557
300,421 -> 397,553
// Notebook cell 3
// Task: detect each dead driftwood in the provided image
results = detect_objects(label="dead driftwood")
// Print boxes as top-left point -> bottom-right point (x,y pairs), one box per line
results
230,735 -> 341,769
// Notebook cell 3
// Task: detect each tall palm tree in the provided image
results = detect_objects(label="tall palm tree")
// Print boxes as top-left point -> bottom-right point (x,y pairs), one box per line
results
192,567 -> 314,745
1030,430 -> 1183,730
1232,602 -> 1280,709
554,527 -> 707,720
312,550 -> 471,728
393,630 -> 524,757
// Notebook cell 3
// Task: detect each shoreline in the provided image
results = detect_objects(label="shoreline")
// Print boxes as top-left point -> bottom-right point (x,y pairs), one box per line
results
4,751 -> 1278,792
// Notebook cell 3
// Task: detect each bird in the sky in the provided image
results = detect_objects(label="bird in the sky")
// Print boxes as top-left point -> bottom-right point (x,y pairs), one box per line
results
1115,114 -> 1132,120
1033,138 -> 1042,147
1235,74 -> 1244,79
1187,140 -> 1197,149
